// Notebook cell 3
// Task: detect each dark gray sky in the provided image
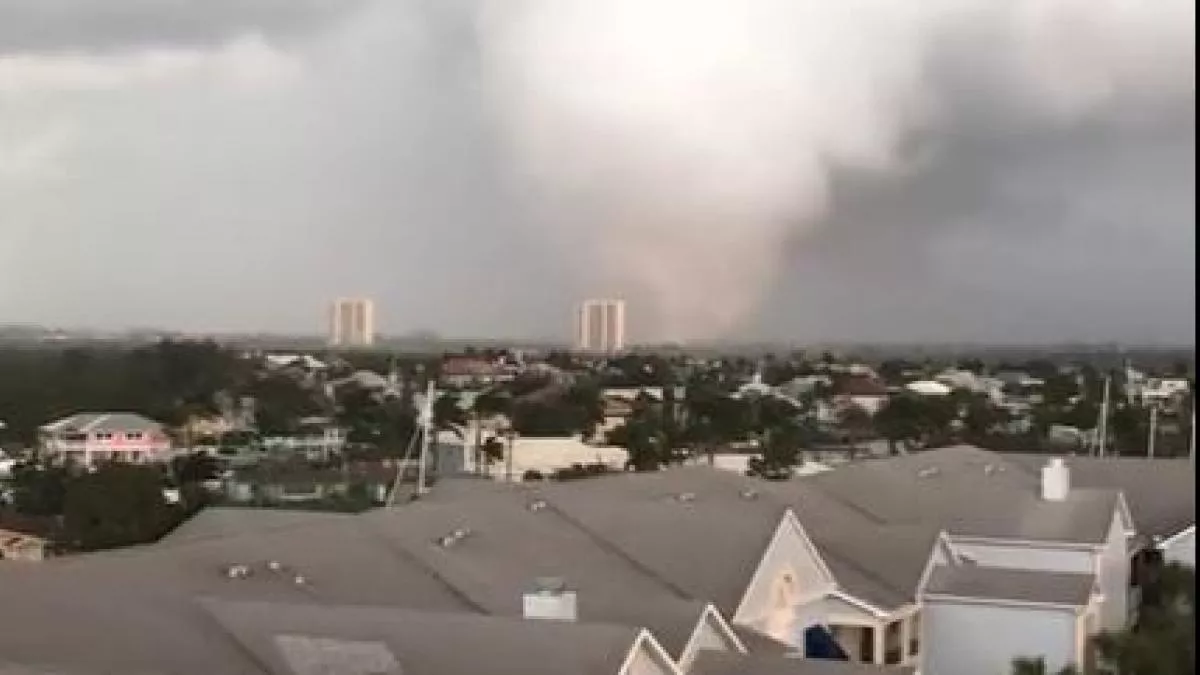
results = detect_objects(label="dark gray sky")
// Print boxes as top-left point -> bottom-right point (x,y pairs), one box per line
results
0,0 -> 1194,344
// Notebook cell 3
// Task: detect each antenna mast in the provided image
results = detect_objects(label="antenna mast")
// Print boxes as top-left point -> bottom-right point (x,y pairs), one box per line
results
416,379 -> 435,497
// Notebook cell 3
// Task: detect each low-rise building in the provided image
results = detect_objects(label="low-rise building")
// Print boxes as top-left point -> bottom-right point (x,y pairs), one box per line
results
39,412 -> 172,466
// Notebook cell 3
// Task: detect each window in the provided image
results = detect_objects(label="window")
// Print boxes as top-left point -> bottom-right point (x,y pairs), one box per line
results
909,613 -> 921,656
94,433 -> 113,441
125,432 -> 144,441
860,628 -> 875,664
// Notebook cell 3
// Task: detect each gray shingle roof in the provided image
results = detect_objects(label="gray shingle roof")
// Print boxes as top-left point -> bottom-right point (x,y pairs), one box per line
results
361,481 -> 715,658
161,507 -> 356,546
201,598 -> 649,675
800,446 -> 1121,544
529,467 -> 791,614
0,518 -> 472,675
40,412 -> 164,434
693,651 -> 914,675
1000,454 -> 1195,541
756,479 -> 943,610
923,565 -> 1096,607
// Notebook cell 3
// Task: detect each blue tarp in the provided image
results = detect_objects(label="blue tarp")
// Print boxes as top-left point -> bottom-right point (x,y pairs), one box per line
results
804,624 -> 849,660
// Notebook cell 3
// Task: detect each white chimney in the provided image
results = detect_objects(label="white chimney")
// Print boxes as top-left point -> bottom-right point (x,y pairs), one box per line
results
522,577 -> 577,622
1041,457 -> 1070,502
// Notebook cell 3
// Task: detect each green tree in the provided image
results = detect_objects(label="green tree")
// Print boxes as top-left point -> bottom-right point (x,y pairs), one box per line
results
170,452 -> 222,484
1093,562 -> 1195,675
10,464 -> 70,517
250,373 -> 324,436
837,404 -> 873,456
62,464 -> 176,552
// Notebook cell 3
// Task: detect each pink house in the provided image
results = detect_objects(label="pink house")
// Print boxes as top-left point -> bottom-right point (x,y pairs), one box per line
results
39,412 -> 173,467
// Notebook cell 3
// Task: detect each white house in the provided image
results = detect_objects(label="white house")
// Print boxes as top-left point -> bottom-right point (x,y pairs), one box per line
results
0,445 -> 1190,675
39,412 -> 172,466
920,566 -> 1102,675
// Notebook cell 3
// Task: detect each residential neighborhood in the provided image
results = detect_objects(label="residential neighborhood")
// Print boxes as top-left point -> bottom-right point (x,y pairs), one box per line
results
0,340 -> 1193,673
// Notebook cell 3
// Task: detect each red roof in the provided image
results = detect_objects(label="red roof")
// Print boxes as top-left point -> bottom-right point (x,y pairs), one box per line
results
441,358 -> 502,377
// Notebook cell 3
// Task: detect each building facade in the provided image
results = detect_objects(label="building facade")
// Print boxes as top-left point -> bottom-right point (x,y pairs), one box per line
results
575,298 -> 627,353
39,412 -> 172,466
329,298 -> 376,347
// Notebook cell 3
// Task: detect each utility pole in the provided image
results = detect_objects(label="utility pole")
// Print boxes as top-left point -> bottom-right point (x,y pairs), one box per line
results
1147,405 -> 1158,459
416,379 -> 435,497
505,430 -> 515,483
1096,376 -> 1111,458
1190,404 -> 1196,464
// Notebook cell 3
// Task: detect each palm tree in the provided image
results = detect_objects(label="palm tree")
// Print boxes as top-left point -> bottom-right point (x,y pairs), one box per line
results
469,388 -> 511,476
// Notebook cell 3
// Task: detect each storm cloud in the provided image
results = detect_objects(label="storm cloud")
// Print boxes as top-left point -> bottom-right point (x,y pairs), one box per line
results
0,0 -> 1193,344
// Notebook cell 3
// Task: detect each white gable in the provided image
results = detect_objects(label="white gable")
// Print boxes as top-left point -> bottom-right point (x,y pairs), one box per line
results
732,510 -> 836,629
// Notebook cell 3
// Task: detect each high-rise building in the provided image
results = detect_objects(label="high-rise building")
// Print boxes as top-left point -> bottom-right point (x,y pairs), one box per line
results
575,299 -> 627,353
329,298 -> 376,347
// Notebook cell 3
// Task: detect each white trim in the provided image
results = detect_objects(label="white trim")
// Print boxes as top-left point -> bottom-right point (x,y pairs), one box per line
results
916,530 -> 955,596
1157,524 -> 1196,550
922,593 -> 1086,613
827,590 -> 889,619
699,604 -> 748,654
618,629 -> 683,675
1115,493 -> 1137,537
948,534 -> 1100,552
676,604 -> 748,671
731,509 -> 837,622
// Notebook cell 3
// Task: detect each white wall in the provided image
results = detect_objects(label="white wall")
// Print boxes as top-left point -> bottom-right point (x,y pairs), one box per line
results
952,508 -> 1129,633
622,643 -> 678,675
677,613 -> 738,672
1096,512 -> 1131,631
1163,528 -> 1196,568
483,437 -> 629,481
733,515 -> 836,633
922,601 -> 1078,675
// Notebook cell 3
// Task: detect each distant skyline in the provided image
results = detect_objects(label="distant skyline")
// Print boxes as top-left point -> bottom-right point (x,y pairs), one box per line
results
0,0 -> 1194,345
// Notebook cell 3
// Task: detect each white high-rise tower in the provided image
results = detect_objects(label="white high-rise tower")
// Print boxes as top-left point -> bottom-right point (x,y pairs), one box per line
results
329,298 -> 376,347
575,299 -> 627,353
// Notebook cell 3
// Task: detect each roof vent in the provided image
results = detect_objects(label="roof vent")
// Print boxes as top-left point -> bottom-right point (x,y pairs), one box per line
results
983,464 -> 998,476
267,560 -> 283,572
527,499 -> 548,512
675,492 -> 697,503
1041,457 -> 1070,502
434,527 -> 473,548
524,577 -> 577,622
739,488 -> 759,500
293,575 -> 307,586
224,564 -> 252,579
917,467 -> 940,478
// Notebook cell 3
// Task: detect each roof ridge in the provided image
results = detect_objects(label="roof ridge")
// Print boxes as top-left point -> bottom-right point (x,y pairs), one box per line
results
538,498 -> 698,603
352,517 -> 492,615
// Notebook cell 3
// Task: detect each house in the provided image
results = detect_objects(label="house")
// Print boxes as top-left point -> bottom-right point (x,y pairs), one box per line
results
439,356 -> 516,389
919,566 -> 1100,675
832,377 -> 889,416
0,445 -> 1189,675
480,436 -> 629,481
260,416 -> 347,461
39,412 -> 172,466
903,380 -> 952,397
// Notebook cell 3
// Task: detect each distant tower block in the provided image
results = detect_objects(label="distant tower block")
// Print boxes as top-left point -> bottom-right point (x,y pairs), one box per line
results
329,298 -> 376,347
575,299 -> 626,353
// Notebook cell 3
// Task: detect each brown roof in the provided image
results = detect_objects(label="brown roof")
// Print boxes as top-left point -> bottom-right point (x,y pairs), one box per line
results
835,376 -> 888,397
